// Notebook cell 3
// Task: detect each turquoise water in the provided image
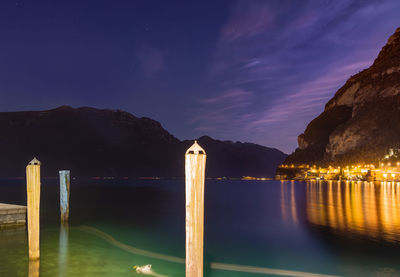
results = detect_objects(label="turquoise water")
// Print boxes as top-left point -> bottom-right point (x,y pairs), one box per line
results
1,179 -> 400,276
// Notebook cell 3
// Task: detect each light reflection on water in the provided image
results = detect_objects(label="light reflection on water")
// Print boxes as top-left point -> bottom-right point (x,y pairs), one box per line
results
280,181 -> 298,224
58,223 -> 68,277
2,180 -> 400,276
306,181 -> 400,242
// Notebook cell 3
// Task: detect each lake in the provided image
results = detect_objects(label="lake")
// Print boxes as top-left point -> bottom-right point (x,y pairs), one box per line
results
1,179 -> 400,277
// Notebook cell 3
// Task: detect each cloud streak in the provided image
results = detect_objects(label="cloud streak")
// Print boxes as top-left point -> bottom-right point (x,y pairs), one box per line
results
220,1 -> 275,41
191,88 -> 255,136
251,59 -> 372,127
194,0 -> 400,152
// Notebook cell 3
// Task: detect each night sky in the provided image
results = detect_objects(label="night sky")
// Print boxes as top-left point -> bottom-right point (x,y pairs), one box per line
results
1,0 -> 399,153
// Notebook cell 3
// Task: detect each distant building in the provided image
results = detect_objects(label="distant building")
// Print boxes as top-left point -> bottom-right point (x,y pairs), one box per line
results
374,149 -> 400,181
379,148 -> 400,167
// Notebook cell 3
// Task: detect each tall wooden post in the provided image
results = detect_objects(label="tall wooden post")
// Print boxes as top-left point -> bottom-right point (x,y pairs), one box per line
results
185,141 -> 206,277
26,158 -> 41,260
59,170 -> 70,222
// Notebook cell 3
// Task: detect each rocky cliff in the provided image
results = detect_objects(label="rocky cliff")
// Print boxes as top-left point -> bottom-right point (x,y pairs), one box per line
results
285,27 -> 400,165
0,106 -> 286,177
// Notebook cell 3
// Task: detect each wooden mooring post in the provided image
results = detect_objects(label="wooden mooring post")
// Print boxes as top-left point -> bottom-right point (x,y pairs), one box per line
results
59,170 -> 70,223
26,158 -> 41,260
185,141 -> 206,277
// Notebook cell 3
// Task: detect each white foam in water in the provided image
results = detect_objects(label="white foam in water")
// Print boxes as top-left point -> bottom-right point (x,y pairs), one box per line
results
134,264 -> 168,277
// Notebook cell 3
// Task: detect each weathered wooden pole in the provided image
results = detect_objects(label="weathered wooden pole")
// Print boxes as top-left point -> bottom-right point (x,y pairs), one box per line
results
59,170 -> 70,222
26,157 -> 41,260
185,140 -> 206,277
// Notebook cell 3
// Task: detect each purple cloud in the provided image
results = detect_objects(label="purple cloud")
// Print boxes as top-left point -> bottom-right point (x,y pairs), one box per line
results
250,60 -> 372,128
196,0 -> 400,153
220,1 -> 275,41
137,47 -> 165,78
191,88 -> 254,136
199,88 -> 253,104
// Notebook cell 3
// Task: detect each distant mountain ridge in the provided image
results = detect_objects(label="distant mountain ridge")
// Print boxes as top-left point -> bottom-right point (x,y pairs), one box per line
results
0,106 -> 286,177
285,27 -> 400,165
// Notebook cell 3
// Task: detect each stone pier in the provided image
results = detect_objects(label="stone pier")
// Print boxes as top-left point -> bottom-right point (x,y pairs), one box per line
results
0,203 -> 26,228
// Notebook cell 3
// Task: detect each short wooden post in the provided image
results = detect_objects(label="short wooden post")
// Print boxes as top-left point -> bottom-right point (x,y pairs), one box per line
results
26,158 -> 41,260
185,141 -> 206,277
59,170 -> 70,222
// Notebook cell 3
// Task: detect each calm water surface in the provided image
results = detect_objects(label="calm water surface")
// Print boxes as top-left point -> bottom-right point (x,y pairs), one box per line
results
1,179 -> 400,277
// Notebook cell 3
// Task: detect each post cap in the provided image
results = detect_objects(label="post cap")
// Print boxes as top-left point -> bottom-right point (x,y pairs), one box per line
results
186,140 -> 206,155
28,157 -> 41,166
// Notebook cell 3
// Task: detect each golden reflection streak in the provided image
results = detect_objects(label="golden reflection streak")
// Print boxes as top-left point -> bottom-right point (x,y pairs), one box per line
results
281,181 -> 298,224
327,181 -> 336,228
291,181 -> 298,223
77,226 -> 342,277
306,182 -> 318,225
307,181 -> 400,242
364,182 -> 378,235
336,181 -> 344,229
393,183 -> 400,232
353,182 -> 364,231
344,181 -> 352,231
281,181 -> 288,222
318,182 -> 327,226
381,183 -> 390,237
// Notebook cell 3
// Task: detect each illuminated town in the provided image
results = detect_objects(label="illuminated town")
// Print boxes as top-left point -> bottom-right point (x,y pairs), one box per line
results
276,148 -> 400,181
